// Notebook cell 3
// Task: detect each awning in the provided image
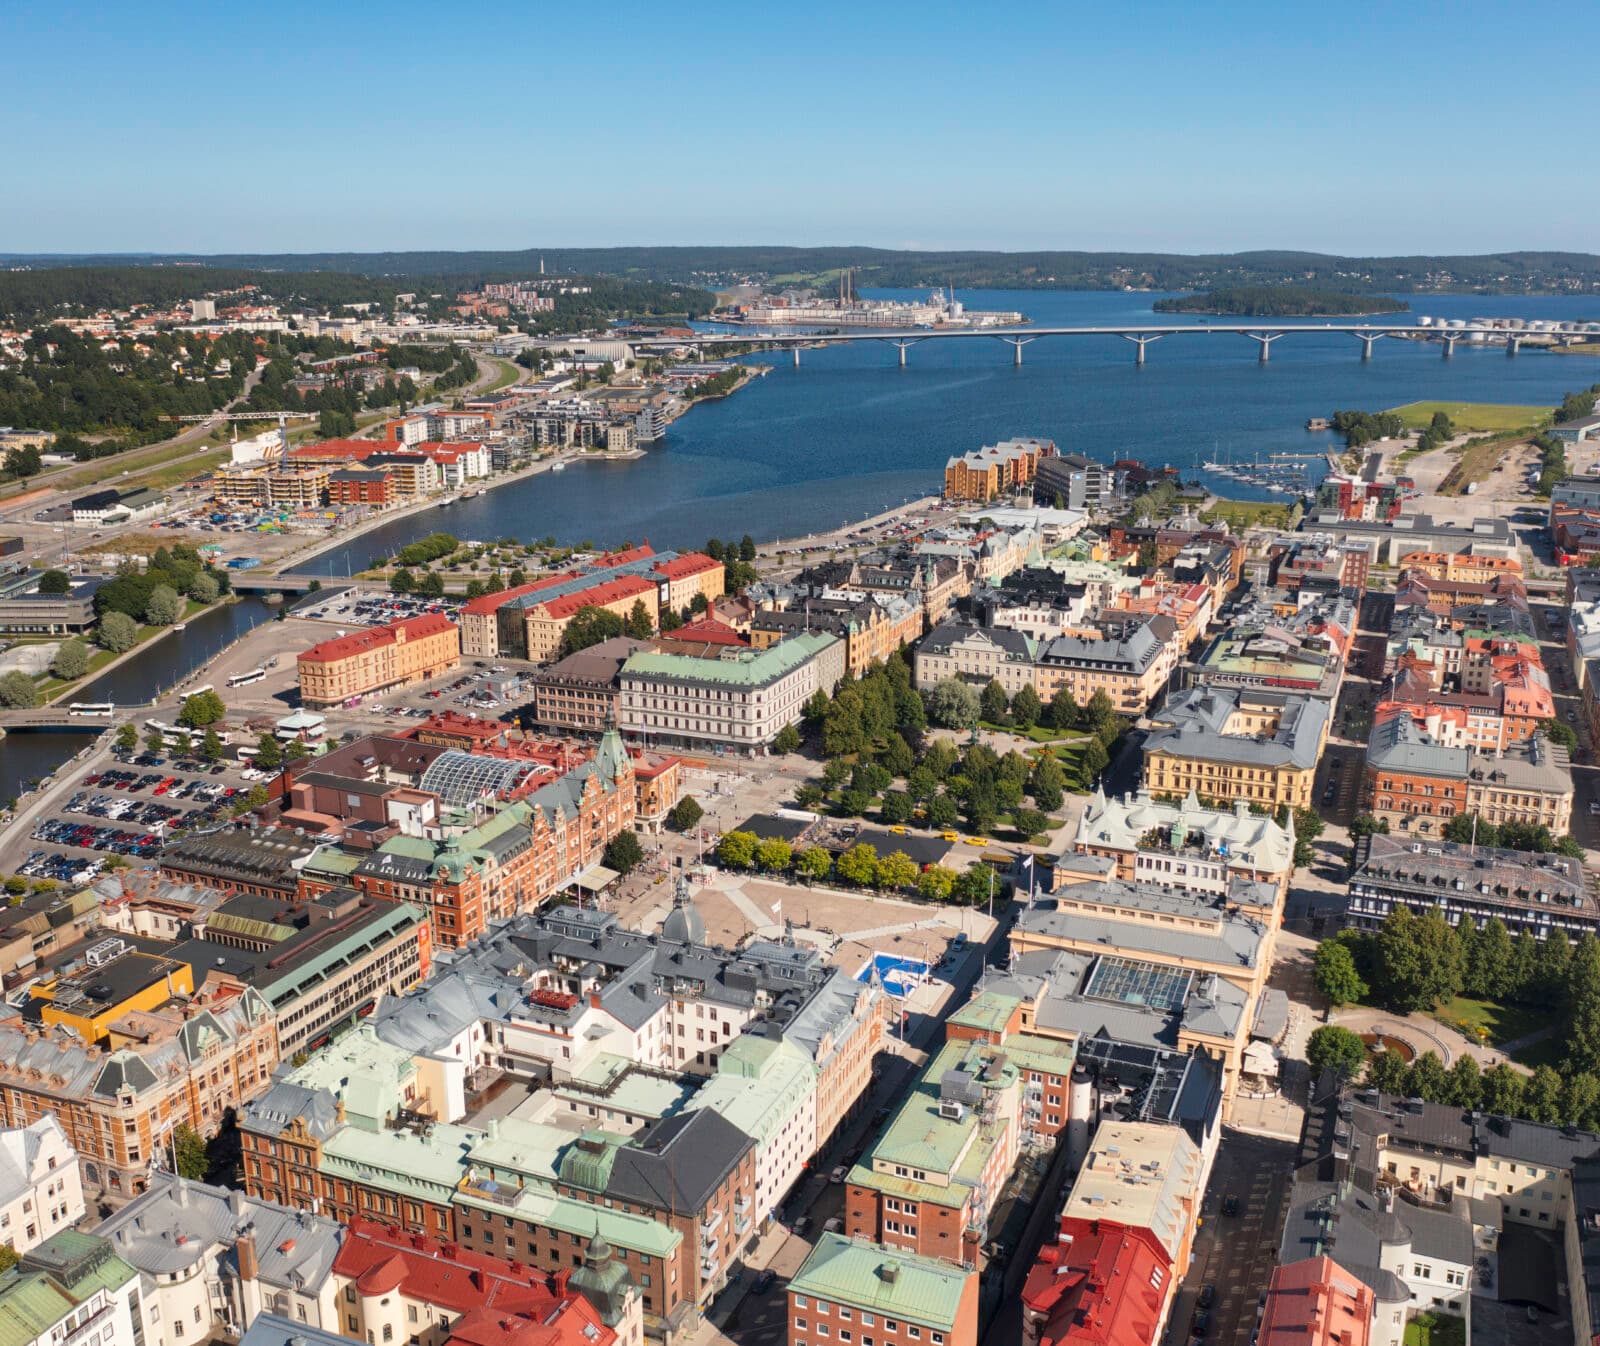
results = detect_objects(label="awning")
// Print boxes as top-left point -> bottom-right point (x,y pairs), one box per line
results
574,864 -> 620,893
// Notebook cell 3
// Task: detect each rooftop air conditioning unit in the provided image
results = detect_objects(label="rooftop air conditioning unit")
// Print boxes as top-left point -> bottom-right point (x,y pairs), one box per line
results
939,1100 -> 966,1122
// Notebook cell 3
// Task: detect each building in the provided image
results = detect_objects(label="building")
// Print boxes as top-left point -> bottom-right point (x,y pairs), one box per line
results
748,594 -> 923,679
1258,1258 -> 1375,1346
522,576 -> 660,663
364,451 -> 440,499
786,1234 -> 979,1346
97,1173 -> 344,1339
1296,512 -> 1515,568
1142,687 -> 1328,810
0,1119 -> 84,1257
327,466 -> 392,507
1187,619 -> 1345,703
297,612 -> 461,709
1396,545 -> 1522,584
1267,534 -> 1371,593
1069,786 -> 1295,911
0,1232 -> 141,1346
0,986 -> 278,1200
943,438 -> 1052,503
0,574 -> 101,636
619,633 -> 845,752
1363,714 -> 1574,837
531,637 -> 652,731
28,943 -> 195,1045
1346,833 -> 1597,941
1033,451 -> 1113,509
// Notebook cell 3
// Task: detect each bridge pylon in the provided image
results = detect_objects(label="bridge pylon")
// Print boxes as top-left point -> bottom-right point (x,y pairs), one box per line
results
997,337 -> 1035,366
886,339 -> 921,368
1246,332 -> 1284,363
1122,333 -> 1165,365
1356,334 -> 1384,360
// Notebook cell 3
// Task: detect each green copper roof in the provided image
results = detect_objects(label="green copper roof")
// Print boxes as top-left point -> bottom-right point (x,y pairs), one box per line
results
558,1132 -> 623,1193
787,1234 -> 970,1331
320,1121 -> 479,1203
946,991 -> 1022,1035
621,631 -> 839,688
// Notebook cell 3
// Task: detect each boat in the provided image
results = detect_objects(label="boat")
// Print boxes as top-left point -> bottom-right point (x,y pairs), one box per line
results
551,461 -> 567,473
173,622 -> 187,632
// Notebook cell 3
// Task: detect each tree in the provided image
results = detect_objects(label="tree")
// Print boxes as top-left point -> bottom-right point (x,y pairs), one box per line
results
1509,929 -> 1540,1002
418,571 -> 446,600
1367,1048 -> 1409,1095
114,722 -> 138,752
822,760 -> 851,792
188,571 -> 220,605
925,679 -> 980,730
739,535 -> 757,562
96,610 -> 138,653
200,728 -> 224,763
1405,1051 -> 1448,1103
1481,1063 -> 1526,1117
1526,1065 -> 1565,1124
928,794 -> 960,828
604,831 -> 646,876
877,850 -> 919,891
145,726 -> 167,755
283,739 -> 309,762
918,866 -> 956,902
1374,906 -> 1461,1014
980,679 -> 1010,725
1010,685 -> 1042,729
822,687 -> 868,757
1348,812 -> 1387,838
895,687 -> 927,738
1292,808 -> 1324,869
50,638 -> 89,681
1305,1025 -> 1367,1081
178,689 -> 226,729
144,584 -> 183,627
1568,934 -> 1600,1075
796,847 -> 833,882
952,864 -> 996,907
36,569 -> 70,595
1012,808 -> 1049,841
755,838 -> 794,873
794,783 -> 824,811
1564,1073 -> 1600,1132
802,689 -> 831,724
0,672 -> 38,709
838,788 -> 873,817
390,567 -> 415,594
881,733 -> 916,778
773,724 -> 802,755
668,795 -> 704,832
1313,941 -> 1368,1008
836,843 -> 880,888
560,606 -> 626,655
1083,689 -> 1118,739
0,1245 -> 17,1274
1047,688 -> 1081,731
1544,718 -> 1579,752
250,733 -> 281,771
921,739 -> 959,779
172,1124 -> 209,1181
1446,1054 -> 1483,1110
626,599 -> 654,640
880,791 -> 914,825
716,830 -> 758,870
1081,737 -> 1109,781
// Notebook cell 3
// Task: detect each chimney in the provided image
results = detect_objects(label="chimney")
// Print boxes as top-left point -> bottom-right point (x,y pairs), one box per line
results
237,1233 -> 264,1322
335,1099 -> 347,1124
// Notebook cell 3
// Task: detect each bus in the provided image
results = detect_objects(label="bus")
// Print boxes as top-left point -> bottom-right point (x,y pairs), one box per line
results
227,668 -> 266,688
181,684 -> 215,699
67,703 -> 115,718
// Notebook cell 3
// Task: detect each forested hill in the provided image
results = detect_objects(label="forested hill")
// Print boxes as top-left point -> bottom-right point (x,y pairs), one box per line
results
1153,287 -> 1411,316
7,247 -> 1600,295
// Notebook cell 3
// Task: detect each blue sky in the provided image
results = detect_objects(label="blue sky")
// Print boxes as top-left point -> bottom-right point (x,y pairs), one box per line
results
6,0 -> 1598,256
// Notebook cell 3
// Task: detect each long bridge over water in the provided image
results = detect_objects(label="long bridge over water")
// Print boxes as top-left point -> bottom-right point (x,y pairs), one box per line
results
635,322 -> 1597,366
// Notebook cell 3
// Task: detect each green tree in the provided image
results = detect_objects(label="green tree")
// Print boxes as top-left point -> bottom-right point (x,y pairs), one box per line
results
952,863 -> 996,907
668,796 -> 704,832
1568,934 -> 1600,1074
802,689 -> 831,724
1374,906 -> 1461,1013
877,850 -> 919,890
1081,737 -> 1109,781
1509,929 -> 1540,1001
172,1124 -> 209,1181
836,843 -> 880,888
739,534 -> 757,562
178,689 -> 226,729
199,728 -> 224,763
1313,941 -> 1368,1008
1563,1073 -> 1600,1132
1083,689 -> 1117,739
880,791 -> 915,825
838,788 -> 873,817
921,739 -> 959,779
114,722 -> 138,752
36,569 -> 71,595
50,638 -> 89,681
1348,812 -> 1387,838
980,679 -> 1010,725
1305,1025 -> 1367,1081
925,679 -> 980,730
755,838 -> 794,873
561,605 -> 627,654
144,583 -> 183,626
1544,718 -> 1579,752
0,672 -> 38,709
1405,1051 -> 1448,1103
918,866 -> 956,902
928,794 -> 959,828
254,733 -> 283,770
1467,916 -> 1513,1000
188,571 -> 220,605
283,739 -> 309,762
1481,1063 -> 1526,1117
604,831 -> 646,876
145,726 -> 167,755
1367,1048 -> 1410,1094
1010,685 -> 1042,729
390,567 -> 415,594
96,610 -> 138,653
773,724 -> 802,755
1446,1054 -> 1483,1110
1012,808 -> 1049,841
881,733 -> 916,778
715,830 -> 758,869
1047,688 -> 1081,731
626,599 -> 654,640
1526,1065 -> 1565,1124
823,687 -> 868,757
796,847 -> 833,882
418,570 -> 446,600
822,759 -> 851,793
895,687 -> 927,738
1293,808 -> 1325,869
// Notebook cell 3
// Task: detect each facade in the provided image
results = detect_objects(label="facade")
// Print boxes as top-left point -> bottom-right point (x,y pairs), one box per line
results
787,1234 -> 979,1346
0,1232 -> 141,1346
532,637 -> 652,731
618,633 -> 845,751
523,576 -> 659,663
1142,687 -> 1327,810
943,438 -> 1051,503
297,612 -> 461,709
0,1119 -> 84,1257
0,577 -> 100,636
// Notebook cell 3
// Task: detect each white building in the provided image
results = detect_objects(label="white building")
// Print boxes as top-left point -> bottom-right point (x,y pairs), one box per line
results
0,1231 -> 143,1346
0,1118 -> 84,1255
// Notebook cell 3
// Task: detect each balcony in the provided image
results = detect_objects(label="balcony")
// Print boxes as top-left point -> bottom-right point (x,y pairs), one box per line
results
701,1208 -> 725,1235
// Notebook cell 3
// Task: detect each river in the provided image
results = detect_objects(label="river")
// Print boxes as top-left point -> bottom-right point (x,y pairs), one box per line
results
297,288 -> 1600,572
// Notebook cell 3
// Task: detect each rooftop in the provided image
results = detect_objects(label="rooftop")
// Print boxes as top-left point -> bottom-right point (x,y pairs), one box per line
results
786,1233 -> 972,1330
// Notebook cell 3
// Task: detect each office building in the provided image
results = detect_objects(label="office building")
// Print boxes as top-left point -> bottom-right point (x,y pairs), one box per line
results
297,612 -> 461,708
1142,687 -> 1328,810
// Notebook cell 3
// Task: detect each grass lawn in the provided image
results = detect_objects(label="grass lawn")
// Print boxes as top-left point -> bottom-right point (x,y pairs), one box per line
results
483,358 -> 521,394
1403,1312 -> 1465,1346
978,720 -> 1087,743
34,598 -> 220,700
1387,400 -> 1550,434
1432,995 -> 1547,1050
1200,498 -> 1298,530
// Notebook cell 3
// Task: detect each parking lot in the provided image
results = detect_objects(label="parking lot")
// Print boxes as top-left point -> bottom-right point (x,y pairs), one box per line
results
296,587 -> 462,629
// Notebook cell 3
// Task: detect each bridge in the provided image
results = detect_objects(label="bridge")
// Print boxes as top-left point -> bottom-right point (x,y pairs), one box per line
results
228,573 -> 357,595
635,322 -> 1595,366
0,708 -> 121,732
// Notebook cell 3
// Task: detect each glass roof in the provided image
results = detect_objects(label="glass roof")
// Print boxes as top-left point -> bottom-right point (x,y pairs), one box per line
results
419,750 -> 534,807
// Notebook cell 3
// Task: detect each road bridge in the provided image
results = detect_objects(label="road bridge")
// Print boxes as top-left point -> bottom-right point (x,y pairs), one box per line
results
635,322 -> 1599,367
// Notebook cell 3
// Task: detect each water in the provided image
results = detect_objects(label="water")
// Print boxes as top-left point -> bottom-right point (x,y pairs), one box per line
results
0,598 -> 275,800
298,288 -> 1600,572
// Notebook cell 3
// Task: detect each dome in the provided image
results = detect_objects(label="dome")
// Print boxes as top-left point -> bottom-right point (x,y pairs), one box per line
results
661,878 -> 705,945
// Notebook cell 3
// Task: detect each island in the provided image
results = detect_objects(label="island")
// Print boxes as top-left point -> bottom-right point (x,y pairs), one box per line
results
1153,286 -> 1410,317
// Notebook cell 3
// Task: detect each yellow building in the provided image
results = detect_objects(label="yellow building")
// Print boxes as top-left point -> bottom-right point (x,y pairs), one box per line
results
1142,688 -> 1329,810
521,576 -> 660,663
297,612 -> 462,709
31,943 -> 195,1045
1396,546 -> 1523,584
942,438 -> 1049,502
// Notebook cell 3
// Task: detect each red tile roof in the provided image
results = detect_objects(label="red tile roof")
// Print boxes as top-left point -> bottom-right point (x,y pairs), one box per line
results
535,574 -> 656,620
298,612 -> 457,666
1021,1219 -> 1171,1346
663,617 -> 745,646
1258,1257 -> 1373,1346
590,542 -> 655,569
446,1303 -> 615,1346
652,552 -> 720,580
459,576 -> 572,617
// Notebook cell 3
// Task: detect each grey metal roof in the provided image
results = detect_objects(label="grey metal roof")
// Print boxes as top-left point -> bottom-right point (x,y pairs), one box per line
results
1146,686 -> 1326,770
604,1109 -> 752,1212
1017,879 -> 1267,973
239,1082 -> 342,1142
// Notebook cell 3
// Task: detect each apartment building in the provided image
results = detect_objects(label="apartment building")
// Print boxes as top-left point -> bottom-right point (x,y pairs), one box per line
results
0,1232 -> 142,1346
0,1119 -> 84,1257
619,632 -> 845,751
749,593 -> 924,678
1142,687 -> 1328,810
787,1235 -> 979,1346
1396,545 -> 1523,584
532,636 -> 652,730
297,612 -> 461,708
943,438 -> 1052,502
523,575 -> 660,662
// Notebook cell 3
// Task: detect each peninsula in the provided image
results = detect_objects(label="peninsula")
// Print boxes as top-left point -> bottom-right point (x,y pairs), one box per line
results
1153,285 -> 1411,317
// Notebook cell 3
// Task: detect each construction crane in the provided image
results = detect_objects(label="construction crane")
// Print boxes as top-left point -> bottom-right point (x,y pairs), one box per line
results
157,410 -> 320,466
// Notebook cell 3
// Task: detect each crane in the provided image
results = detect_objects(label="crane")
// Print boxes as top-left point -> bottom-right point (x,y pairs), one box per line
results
158,409 -> 320,466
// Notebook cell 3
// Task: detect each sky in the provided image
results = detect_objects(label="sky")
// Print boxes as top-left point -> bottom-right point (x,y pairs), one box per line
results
7,0 -> 1600,257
